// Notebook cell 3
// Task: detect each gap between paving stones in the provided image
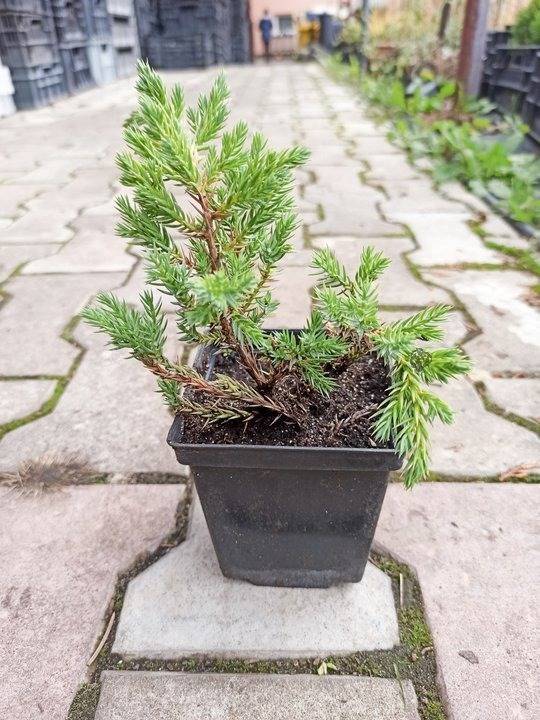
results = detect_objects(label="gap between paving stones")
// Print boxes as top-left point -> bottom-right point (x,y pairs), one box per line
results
0,246 -> 139,443
68,483 -> 446,720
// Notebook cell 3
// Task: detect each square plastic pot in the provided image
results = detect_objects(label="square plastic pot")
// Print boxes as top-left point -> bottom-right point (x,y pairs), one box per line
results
167,345 -> 402,589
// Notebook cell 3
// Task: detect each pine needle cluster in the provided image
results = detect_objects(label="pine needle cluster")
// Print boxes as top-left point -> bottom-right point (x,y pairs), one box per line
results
82,61 -> 471,487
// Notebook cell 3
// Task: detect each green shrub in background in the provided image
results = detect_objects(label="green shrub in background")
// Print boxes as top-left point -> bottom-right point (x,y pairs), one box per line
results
513,0 -> 540,45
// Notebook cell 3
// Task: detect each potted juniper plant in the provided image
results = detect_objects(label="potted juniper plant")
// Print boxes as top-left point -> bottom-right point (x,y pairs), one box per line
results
83,63 -> 470,588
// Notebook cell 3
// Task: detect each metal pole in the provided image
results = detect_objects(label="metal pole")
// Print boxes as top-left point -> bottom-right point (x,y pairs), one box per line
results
360,0 -> 370,71
456,0 -> 491,96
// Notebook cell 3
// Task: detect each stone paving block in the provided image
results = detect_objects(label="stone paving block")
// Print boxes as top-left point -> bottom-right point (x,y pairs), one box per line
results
380,179 -> 473,215
352,135 -> 401,156
1,209 -> 74,243
424,268 -> 540,374
0,243 -> 62,282
0,184 -> 48,218
311,236 -> 449,307
481,214 -> 530,248
0,324 -> 183,474
22,231 -> 135,275
14,157 -> 95,185
339,119 -> 390,138
482,377 -> 540,421
377,483 -> 539,720
0,378 -> 56,425
0,273 -> 124,376
265,264 -> 313,328
364,154 -> 422,181
96,672 -> 420,720
113,498 -> 399,659
305,145 -> 357,167
428,378 -> 539,477
305,168 -> 402,237
389,213 -> 501,266
0,484 -> 184,720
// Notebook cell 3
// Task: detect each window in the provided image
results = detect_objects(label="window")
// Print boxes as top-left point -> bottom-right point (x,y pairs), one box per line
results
277,14 -> 294,37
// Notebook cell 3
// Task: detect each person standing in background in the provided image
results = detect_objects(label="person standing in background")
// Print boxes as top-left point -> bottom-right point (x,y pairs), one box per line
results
259,10 -> 273,61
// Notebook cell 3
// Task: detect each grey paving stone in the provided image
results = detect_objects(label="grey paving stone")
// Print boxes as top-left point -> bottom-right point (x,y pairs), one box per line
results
0,484 -> 184,720
0,184 -> 48,218
388,213 -> 501,266
380,179 -> 473,214
424,268 -> 540,374
0,243 -> 62,282
14,157 -> 95,185
113,498 -> 399,659
305,167 -> 402,237
265,264 -> 313,328
482,377 -> 540,421
428,378 -> 540,477
1,209 -> 74,243
22,231 -> 135,275
96,672 -> 420,720
305,145 -> 357,167
0,378 -> 56,425
0,273 -> 124,376
352,135 -> 400,155
311,236 -> 449,307
377,483 -> 539,720
364,154 -> 422,181
0,324 -> 184,474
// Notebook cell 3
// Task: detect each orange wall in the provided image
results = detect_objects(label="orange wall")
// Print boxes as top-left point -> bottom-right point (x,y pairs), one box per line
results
250,1 -> 340,56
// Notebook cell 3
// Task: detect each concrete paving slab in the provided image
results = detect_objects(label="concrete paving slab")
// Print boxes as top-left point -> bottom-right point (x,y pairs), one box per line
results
311,236 -> 449,307
380,179 -> 473,215
352,135 -> 401,155
389,213 -> 501,266
429,378 -> 540,477
0,378 -> 56,425
0,184 -> 48,217
364,154 -> 422,181
482,377 -> 540,421
1,209 -> 74,243
22,231 -> 135,275
96,672 -> 420,720
0,484 -> 184,720
0,325 -> 183,474
0,273 -> 124,376
113,499 -> 399,660
0,243 -> 62,282
424,269 -> 540,374
377,483 -> 540,720
266,264 -> 313,328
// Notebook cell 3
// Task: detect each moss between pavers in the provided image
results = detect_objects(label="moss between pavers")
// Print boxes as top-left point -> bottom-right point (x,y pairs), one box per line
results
68,486 -> 448,720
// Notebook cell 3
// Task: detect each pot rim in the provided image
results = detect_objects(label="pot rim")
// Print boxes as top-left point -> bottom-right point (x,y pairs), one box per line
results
167,415 -> 402,470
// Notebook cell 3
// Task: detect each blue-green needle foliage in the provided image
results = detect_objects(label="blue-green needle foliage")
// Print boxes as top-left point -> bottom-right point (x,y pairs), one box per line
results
82,61 -> 470,487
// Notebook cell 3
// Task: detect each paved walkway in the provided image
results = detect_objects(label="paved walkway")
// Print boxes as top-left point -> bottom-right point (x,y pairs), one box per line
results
0,62 -> 538,720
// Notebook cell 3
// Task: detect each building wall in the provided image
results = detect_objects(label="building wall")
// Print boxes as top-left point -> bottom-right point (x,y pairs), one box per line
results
250,1 -> 340,57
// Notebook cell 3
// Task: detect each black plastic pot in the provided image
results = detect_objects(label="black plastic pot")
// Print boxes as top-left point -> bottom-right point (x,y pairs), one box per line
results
167,346 -> 402,589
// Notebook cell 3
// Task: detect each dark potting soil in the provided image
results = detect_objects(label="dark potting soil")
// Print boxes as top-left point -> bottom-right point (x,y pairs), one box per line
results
182,352 -> 392,449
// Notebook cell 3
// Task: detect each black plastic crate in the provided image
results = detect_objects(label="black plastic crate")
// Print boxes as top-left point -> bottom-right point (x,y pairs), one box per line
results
0,3 -> 59,69
59,42 -> 93,91
51,0 -> 87,44
9,61 -> 66,108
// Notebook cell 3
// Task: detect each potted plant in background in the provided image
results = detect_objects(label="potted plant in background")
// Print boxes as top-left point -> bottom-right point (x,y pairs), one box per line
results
83,62 -> 470,588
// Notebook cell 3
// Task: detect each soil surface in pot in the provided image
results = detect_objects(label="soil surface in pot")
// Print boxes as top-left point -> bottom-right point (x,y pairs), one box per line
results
183,352 -> 391,449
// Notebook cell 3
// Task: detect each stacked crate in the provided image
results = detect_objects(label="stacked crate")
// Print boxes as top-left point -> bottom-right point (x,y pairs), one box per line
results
51,0 -> 93,93
106,0 -> 139,78
230,0 -> 250,64
0,0 -> 66,109
85,0 -> 116,85
138,0 -> 244,70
